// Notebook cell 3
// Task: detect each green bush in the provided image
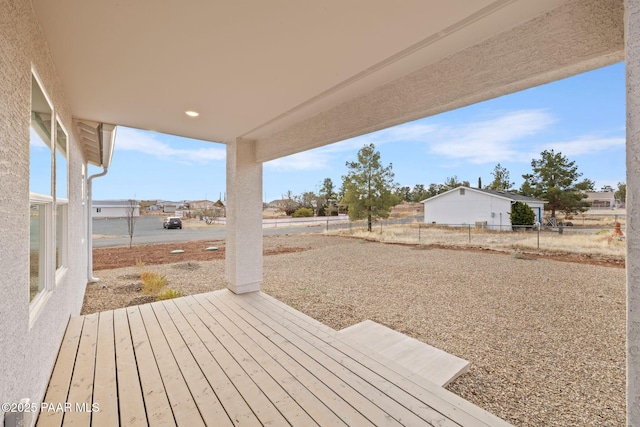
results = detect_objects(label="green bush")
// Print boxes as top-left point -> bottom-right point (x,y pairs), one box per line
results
292,207 -> 313,218
509,201 -> 535,229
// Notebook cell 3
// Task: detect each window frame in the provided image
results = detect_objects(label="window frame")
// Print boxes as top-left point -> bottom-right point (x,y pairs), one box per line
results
29,68 -> 69,323
55,117 -> 69,277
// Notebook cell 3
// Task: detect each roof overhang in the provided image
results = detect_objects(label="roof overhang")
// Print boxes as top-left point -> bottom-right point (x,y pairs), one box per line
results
421,186 -> 546,204
73,119 -> 117,168
34,0 -> 623,161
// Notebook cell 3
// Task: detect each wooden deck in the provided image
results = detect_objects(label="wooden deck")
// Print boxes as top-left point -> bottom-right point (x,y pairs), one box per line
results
36,290 -> 511,426
339,320 -> 470,387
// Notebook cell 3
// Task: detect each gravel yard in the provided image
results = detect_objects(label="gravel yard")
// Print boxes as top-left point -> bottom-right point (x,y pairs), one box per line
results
85,234 -> 626,426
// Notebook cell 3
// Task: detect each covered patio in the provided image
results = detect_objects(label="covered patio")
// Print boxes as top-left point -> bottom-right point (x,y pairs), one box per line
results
36,290 -> 509,426
3,0 -> 639,425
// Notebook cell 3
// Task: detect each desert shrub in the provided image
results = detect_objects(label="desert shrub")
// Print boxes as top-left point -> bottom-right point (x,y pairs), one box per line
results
596,229 -> 611,235
292,207 -> 313,218
157,288 -> 182,300
510,201 -> 535,229
140,271 -> 167,295
135,258 -> 145,274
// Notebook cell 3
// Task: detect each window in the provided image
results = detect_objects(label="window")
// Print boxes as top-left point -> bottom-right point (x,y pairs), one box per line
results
30,73 -> 53,303
460,188 -> 465,195
29,71 -> 70,316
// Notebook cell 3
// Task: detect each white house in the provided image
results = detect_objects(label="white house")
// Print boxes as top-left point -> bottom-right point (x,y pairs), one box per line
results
4,1 -> 640,425
422,187 -> 546,230
585,191 -> 618,208
91,199 -> 140,218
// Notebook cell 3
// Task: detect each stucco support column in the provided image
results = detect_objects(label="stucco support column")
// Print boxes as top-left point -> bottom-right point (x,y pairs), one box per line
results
627,0 -> 640,423
225,138 -> 263,294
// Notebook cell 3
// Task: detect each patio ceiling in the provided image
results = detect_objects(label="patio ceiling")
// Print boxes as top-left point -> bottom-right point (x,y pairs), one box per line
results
31,0 -> 622,161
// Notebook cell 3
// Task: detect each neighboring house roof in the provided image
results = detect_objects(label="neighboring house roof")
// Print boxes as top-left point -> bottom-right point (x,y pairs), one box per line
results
585,191 -> 616,200
421,186 -> 546,204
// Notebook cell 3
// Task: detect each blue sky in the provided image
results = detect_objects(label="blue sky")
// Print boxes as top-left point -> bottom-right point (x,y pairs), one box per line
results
91,62 -> 625,202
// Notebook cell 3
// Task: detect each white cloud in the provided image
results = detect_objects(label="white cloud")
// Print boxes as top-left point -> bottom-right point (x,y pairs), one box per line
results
265,109 -> 624,172
115,127 -> 225,164
541,137 -> 625,156
426,110 -> 555,164
266,150 -> 333,171
265,121 -> 437,171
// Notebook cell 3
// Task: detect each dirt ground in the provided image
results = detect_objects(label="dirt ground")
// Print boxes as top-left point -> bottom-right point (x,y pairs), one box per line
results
93,236 -> 625,271
93,239 -> 304,270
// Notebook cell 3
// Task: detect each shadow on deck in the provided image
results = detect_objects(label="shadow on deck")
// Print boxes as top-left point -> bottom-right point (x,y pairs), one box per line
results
36,290 -> 511,426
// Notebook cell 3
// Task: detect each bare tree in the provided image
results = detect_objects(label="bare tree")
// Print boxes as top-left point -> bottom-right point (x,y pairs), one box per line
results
125,199 -> 138,249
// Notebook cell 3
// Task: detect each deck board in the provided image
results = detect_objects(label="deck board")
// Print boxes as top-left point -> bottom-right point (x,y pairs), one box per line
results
204,293 -> 381,426
188,294 -> 326,426
92,311 -> 118,427
38,316 -> 84,427
237,292 -> 458,427
170,297 -> 290,426
37,290 -> 511,427
64,312 -> 99,426
244,292 -> 510,427
113,308 -> 147,427
150,302 -> 232,426
212,291 -> 423,426
137,304 -> 204,427
126,306 -> 175,427
339,320 -> 470,387
161,299 -> 262,427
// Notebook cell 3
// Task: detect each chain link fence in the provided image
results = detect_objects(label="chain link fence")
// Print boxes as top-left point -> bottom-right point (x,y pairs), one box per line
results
324,215 -> 626,257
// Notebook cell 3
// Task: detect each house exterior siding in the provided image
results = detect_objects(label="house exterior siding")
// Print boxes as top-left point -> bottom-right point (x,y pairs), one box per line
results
0,1 -> 89,423
422,187 -> 545,229
92,201 -> 140,218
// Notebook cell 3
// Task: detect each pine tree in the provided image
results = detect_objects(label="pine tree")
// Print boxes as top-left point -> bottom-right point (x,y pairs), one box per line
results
520,150 -> 589,217
487,163 -> 514,191
342,144 -> 398,231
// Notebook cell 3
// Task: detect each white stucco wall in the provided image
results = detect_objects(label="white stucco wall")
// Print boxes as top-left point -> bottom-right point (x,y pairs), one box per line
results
0,1 -> 89,424
626,0 -> 640,422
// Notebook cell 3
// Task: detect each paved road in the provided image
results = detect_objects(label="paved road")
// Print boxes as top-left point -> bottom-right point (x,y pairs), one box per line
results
92,217 -> 334,248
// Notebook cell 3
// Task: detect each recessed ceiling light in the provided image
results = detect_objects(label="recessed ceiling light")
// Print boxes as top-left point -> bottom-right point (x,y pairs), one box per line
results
185,110 -> 199,117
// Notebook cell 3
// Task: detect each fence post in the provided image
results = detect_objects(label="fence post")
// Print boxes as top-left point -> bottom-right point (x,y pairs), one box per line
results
380,221 -> 383,233
468,224 -> 471,243
418,223 -> 421,242
537,224 -> 540,249
326,219 -> 329,232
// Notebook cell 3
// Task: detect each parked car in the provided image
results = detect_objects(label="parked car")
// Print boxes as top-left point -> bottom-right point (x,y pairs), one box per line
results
163,217 -> 182,229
